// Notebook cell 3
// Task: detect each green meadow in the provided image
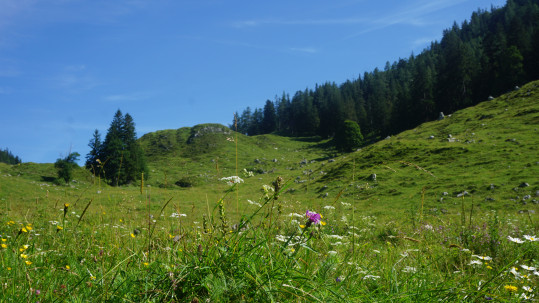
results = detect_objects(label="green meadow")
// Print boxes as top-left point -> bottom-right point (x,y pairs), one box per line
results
0,81 -> 538,302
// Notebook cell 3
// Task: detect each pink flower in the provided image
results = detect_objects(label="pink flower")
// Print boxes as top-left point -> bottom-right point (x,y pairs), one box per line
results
306,210 -> 322,224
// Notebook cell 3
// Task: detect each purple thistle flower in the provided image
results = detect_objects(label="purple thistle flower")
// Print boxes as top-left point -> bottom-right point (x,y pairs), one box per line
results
306,210 -> 322,224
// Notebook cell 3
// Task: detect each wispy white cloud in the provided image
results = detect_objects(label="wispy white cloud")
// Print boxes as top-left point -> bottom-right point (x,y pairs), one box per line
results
104,92 -> 151,102
232,18 -> 369,28
347,0 -> 469,37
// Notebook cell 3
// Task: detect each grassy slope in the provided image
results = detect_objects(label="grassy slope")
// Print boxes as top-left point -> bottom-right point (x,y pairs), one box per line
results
1,81 -> 537,222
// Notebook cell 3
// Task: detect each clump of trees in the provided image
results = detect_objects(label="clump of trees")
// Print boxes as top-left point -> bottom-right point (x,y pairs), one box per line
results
0,148 -> 21,165
85,110 -> 148,186
232,0 -> 539,147
55,152 -> 80,184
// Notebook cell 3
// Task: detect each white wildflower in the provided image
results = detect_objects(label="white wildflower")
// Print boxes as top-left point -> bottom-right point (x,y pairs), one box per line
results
510,267 -> 521,278
327,251 -> 338,256
424,224 -> 433,230
363,275 -> 380,280
170,213 -> 187,218
326,235 -> 344,240
247,200 -> 262,207
524,235 -> 537,242
220,176 -> 244,186
341,202 -> 351,207
472,255 -> 492,261
521,265 -> 536,271
522,286 -> 533,292
508,236 -> 525,243
323,205 -> 335,210
402,266 -> 416,273
288,213 -> 303,218
373,250 -> 380,254
469,260 -> 483,266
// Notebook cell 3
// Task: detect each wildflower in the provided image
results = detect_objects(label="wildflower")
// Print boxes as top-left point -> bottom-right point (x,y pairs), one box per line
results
486,265 -> 493,270
21,227 -> 28,233
306,210 -> 322,224
520,265 -> 536,271
143,262 -> 149,266
25,260 -> 32,265
57,226 -> 63,231
130,233 -> 135,238
522,286 -> 533,292
299,224 -> 306,229
1,239 -> 6,242
90,276 -> 96,280
247,200 -> 262,207
35,289 -> 40,295
7,220 -> 15,225
65,265 -> 70,270
509,267 -> 521,278
1,244 -> 7,249
323,205 -> 335,210
327,251 -> 338,256
220,176 -> 244,186
523,235 -> 537,242
402,266 -> 417,273
472,255 -> 492,261
507,236 -> 524,243
504,285 -> 518,292
363,275 -> 380,280
469,260 -> 483,265
20,254 -> 28,259
25,225 -> 32,231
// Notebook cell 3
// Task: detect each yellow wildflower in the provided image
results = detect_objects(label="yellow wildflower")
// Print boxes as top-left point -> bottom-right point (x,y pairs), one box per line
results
65,265 -> 70,270
130,233 -> 135,238
25,225 -> 32,231
504,285 -> 518,292
21,227 -> 28,233
57,226 -> 63,231
25,261 -> 32,265
143,262 -> 149,266
1,244 -> 7,249
300,224 -> 306,229
1,239 -> 6,242
20,254 -> 28,259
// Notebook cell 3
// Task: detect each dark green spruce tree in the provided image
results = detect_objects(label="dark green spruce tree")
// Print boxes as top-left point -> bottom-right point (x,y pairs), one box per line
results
92,110 -> 148,186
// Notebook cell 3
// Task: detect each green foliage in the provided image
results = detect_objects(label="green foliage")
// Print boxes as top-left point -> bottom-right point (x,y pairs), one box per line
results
0,148 -> 21,165
54,152 -> 80,184
91,110 -> 148,186
233,0 -> 539,144
334,120 -> 363,152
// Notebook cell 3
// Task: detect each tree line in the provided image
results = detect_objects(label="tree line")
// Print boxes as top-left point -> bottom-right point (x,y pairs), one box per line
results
233,0 -> 539,142
0,148 -> 21,165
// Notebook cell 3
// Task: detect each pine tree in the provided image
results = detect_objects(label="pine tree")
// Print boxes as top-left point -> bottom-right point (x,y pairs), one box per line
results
85,129 -> 102,171
261,100 -> 277,134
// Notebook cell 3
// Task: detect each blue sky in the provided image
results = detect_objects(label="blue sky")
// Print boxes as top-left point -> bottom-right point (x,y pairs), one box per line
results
0,0 -> 506,164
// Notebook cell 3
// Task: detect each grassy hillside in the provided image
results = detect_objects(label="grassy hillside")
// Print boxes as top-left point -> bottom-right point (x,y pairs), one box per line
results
0,81 -> 537,302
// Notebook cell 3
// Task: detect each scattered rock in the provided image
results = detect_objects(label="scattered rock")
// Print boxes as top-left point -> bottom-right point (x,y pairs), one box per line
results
385,136 -> 391,140
428,135 -> 435,140
488,96 -> 494,100
254,158 -> 261,164
328,159 -> 335,163
485,197 -> 495,201
442,192 -> 449,196
488,184 -> 496,190
523,195 -> 531,201
438,112 -> 445,120
514,86 -> 520,90
519,182 -> 530,188
370,174 -> 377,181
272,158 -> 278,163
